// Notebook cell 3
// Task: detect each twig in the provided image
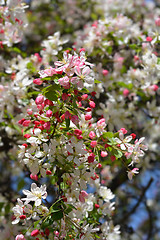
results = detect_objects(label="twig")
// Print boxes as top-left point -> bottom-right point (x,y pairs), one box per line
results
115,177 -> 153,225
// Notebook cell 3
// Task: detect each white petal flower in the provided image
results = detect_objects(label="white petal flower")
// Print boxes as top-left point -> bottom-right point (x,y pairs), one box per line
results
22,183 -> 47,206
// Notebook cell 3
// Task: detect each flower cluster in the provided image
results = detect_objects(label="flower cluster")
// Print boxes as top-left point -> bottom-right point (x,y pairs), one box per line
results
0,0 -> 159,240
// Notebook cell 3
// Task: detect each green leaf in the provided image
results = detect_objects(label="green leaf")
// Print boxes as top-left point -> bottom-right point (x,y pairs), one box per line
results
107,137 -> 117,145
81,87 -> 89,93
27,91 -> 41,97
34,219 -> 42,228
94,79 -> 101,84
102,132 -> 114,139
114,150 -> 123,159
51,210 -> 63,221
41,77 -> 51,81
95,234 -> 101,239
26,62 -> 36,73
44,90 -> 58,101
43,85 -> 61,93
64,204 -> 76,214
117,81 -> 133,90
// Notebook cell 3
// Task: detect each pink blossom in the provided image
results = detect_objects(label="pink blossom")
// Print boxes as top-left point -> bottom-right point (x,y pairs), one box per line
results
30,174 -> 38,181
46,110 -> 52,118
74,129 -> 82,136
79,190 -> 88,203
101,151 -> 108,157
43,67 -> 57,76
146,36 -> 152,42
54,231 -> 59,236
85,114 -> 92,121
123,89 -> 130,97
88,153 -> 95,163
119,128 -> 127,134
62,93 -> 69,101
81,94 -> 88,100
97,118 -> 106,129
89,101 -> 95,108
58,76 -> 70,89
35,95 -> 44,105
43,122 -> 51,130
33,78 -> 43,85
27,109 -> 33,115
71,115 -> 79,125
22,120 -> 31,127
128,168 -> 139,180
64,111 -> 71,119
89,131 -> 96,139
31,229 -> 39,237
15,234 -> 26,240
90,141 -> 97,148
151,84 -> 158,91
102,69 -> 109,76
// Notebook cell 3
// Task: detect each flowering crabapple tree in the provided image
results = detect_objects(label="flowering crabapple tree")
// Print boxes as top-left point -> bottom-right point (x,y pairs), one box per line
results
0,0 -> 160,240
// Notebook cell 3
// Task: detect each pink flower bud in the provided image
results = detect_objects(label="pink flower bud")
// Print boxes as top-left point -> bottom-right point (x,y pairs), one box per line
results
119,128 -> 127,134
45,228 -> 50,236
19,215 -> 26,220
71,115 -> 79,125
90,141 -> 97,148
86,107 -> 92,112
46,110 -> 52,118
88,153 -> 95,163
43,122 -> 51,130
81,190 -> 88,198
80,48 -> 86,52
18,118 -> 25,125
85,114 -> 92,121
46,170 -> 52,175
151,84 -> 159,91
81,94 -> 88,100
95,203 -> 100,209
101,151 -> 108,157
27,109 -> 33,115
58,76 -> 70,89
102,69 -> 109,76
89,131 -> 96,139
33,78 -> 43,85
74,129 -> 82,136
15,234 -> 26,240
123,89 -> 130,97
31,229 -> 39,237
97,163 -> 102,168
146,36 -> 152,42
22,120 -> 31,127
130,133 -> 136,139
62,93 -> 69,101
35,95 -> 44,105
44,99 -> 54,106
64,111 -> 71,119
24,134 -> 31,139
97,118 -> 106,128
79,190 -> 88,203
30,174 -> 38,181
89,101 -> 95,108
54,231 -> 59,236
